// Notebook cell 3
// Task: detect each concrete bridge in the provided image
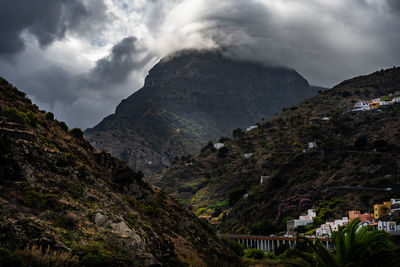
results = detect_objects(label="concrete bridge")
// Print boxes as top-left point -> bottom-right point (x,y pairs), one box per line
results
219,234 -> 333,252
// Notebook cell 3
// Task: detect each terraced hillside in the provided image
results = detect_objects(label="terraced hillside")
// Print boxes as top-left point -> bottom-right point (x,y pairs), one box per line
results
0,78 -> 239,266
157,67 -> 400,234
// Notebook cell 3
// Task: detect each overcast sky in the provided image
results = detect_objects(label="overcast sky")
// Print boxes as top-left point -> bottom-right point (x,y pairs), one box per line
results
1,0 -> 399,129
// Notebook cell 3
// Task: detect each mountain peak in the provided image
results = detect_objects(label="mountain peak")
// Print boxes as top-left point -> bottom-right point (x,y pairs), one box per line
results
85,49 -> 321,175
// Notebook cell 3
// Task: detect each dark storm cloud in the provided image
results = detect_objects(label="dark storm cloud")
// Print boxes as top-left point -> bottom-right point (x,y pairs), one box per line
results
0,0 -> 107,56
87,36 -> 152,85
1,0 -> 400,128
387,0 -> 400,12
0,35 -> 151,128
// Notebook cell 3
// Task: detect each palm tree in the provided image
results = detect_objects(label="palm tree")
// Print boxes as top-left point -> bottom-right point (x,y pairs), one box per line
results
290,218 -> 400,266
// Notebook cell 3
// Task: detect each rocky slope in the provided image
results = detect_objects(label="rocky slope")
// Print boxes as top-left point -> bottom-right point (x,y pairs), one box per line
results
157,67 -> 400,234
0,78 -> 239,266
85,49 -> 321,175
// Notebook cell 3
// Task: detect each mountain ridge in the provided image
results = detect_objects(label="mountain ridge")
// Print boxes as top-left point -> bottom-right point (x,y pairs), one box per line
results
85,49 -> 323,175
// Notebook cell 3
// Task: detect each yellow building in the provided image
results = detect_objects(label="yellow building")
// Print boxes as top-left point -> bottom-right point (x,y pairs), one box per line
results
374,202 -> 392,219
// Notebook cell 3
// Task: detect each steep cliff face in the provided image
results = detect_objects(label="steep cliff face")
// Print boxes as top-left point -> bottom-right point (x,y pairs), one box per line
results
0,78 -> 239,266
85,49 -> 320,174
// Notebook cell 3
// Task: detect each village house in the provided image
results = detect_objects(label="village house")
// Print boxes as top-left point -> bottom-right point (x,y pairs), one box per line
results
378,221 -> 397,232
246,125 -> 258,132
353,100 -> 370,111
379,100 -> 392,106
260,175 -> 270,184
244,153 -> 254,159
213,142 -> 224,150
287,209 -> 316,235
392,97 -> 400,103
308,141 -> 317,150
369,102 -> 380,109
349,211 -> 374,223
374,201 -> 392,219
316,217 -> 349,237
390,199 -> 400,215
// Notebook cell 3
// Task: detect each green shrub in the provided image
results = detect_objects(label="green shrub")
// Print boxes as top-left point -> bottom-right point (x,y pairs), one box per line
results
69,128 -> 84,139
60,213 -> 78,229
0,247 -> 24,267
25,111 -> 37,127
228,187 -> 245,206
74,242 -> 113,267
23,189 -> 58,210
226,239 -> 244,256
77,165 -> 89,179
217,146 -> 229,158
57,121 -> 69,131
125,212 -> 139,228
57,152 -> 76,167
1,108 -> 37,126
250,220 -> 276,235
115,165 -> 144,187
218,136 -> 231,143
275,243 -> 290,256
244,248 -> 265,259
124,194 -> 138,209
200,141 -> 216,154
67,183 -> 85,199
45,112 -> 54,121
1,107 -> 26,124
232,128 -> 244,139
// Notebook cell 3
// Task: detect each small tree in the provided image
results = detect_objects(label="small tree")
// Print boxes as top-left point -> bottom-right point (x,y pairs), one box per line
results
232,128 -> 244,139
69,128 -> 84,139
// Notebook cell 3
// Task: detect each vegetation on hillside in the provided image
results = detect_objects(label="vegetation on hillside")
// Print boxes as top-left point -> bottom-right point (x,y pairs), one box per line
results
158,67 -> 400,234
0,77 -> 239,266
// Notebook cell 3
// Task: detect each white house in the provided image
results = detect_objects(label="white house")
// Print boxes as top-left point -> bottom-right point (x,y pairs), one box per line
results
378,221 -> 397,232
246,125 -> 258,132
244,153 -> 254,159
392,97 -> 400,103
354,100 -> 370,109
308,141 -> 317,150
380,100 -> 392,106
260,175 -> 270,184
390,199 -> 400,215
287,209 -> 316,235
214,143 -> 225,150
353,100 -> 371,111
316,217 -> 348,237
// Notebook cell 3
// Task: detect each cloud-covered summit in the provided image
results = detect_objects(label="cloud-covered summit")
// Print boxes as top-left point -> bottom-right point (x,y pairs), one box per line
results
0,0 -> 399,128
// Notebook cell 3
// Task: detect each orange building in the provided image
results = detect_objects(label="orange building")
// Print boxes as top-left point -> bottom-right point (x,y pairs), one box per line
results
369,102 -> 380,109
349,211 -> 373,222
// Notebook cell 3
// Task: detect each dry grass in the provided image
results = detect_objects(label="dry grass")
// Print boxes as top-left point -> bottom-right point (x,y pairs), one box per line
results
16,245 -> 79,267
